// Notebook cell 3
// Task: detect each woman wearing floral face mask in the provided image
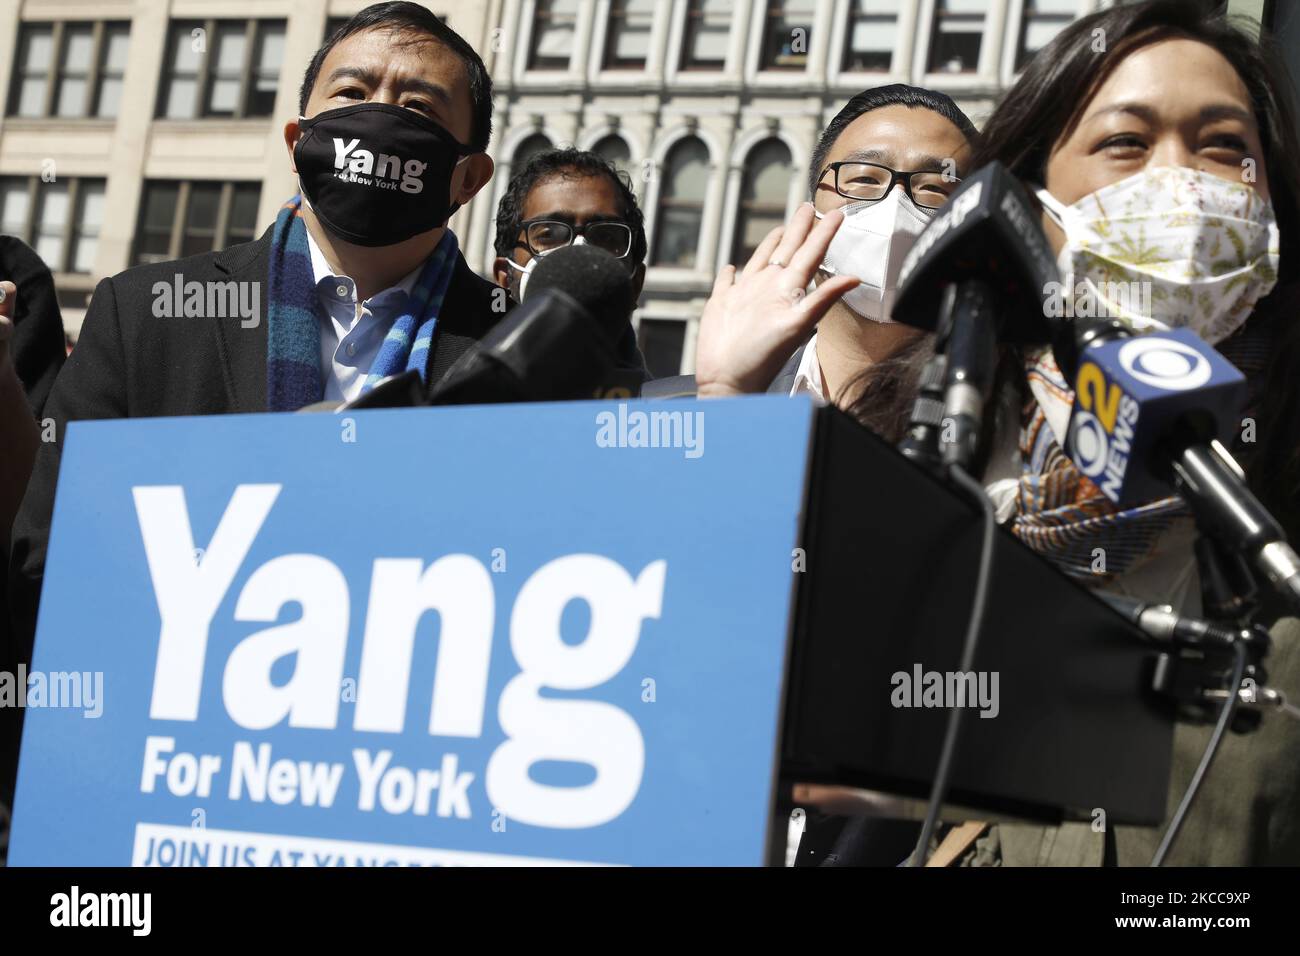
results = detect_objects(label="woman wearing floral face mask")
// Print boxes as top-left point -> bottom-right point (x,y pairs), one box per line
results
942,0 -> 1300,868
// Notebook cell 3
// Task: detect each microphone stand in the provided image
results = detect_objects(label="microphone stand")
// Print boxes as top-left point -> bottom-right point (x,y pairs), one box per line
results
899,284 -> 958,473
893,286 -> 1001,864
1146,534 -> 1274,733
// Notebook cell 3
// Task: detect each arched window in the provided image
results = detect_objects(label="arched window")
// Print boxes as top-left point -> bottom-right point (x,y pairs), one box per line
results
731,138 -> 792,266
514,132 -> 554,167
651,137 -> 709,268
593,133 -> 633,183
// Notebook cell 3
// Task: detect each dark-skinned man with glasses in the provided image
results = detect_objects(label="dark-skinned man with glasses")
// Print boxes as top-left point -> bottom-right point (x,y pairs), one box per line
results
492,147 -> 649,378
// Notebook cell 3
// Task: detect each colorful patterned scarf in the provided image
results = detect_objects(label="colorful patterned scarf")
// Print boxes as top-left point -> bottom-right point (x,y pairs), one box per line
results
265,195 -> 459,411
1007,318 -> 1276,580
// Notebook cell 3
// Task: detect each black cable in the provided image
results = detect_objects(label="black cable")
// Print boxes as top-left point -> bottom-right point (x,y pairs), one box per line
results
909,462 -> 997,867
1149,639 -> 1249,867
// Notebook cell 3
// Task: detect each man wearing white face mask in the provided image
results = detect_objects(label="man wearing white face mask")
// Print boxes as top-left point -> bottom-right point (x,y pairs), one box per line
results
669,85 -> 979,416
775,85 -> 977,408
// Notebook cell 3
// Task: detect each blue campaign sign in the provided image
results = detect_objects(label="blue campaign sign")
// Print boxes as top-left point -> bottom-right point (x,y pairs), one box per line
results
10,396 -> 813,866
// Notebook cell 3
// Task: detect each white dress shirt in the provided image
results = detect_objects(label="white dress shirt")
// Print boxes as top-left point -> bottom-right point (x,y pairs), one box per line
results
789,333 -> 828,405
305,230 -> 425,403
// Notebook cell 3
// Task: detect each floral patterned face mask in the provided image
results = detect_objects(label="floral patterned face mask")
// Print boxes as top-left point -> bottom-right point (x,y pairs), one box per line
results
1036,166 -> 1281,344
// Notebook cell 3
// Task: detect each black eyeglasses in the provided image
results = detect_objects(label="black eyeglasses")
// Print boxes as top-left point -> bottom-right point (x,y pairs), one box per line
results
516,219 -> 634,259
817,160 -> 960,210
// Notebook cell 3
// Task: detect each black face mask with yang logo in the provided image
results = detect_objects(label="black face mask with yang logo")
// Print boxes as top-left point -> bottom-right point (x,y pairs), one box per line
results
293,102 -> 476,247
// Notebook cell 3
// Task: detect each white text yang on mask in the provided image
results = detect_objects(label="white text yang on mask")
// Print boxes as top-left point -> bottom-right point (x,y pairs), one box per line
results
332,137 -> 427,194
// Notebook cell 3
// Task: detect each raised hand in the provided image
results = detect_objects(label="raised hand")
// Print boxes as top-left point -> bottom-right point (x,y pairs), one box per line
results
694,203 -> 859,397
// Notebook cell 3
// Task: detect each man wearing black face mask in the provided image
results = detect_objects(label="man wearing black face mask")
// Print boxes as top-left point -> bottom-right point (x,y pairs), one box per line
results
281,3 -> 500,405
5,3 -> 504,720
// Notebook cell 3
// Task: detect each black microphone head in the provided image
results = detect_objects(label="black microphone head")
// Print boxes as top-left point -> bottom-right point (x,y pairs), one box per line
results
892,161 -> 1059,344
429,288 -> 620,405
526,244 -> 634,345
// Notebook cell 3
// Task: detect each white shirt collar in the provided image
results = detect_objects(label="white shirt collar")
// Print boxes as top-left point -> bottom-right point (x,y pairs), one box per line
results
304,227 -> 424,302
789,333 -> 828,405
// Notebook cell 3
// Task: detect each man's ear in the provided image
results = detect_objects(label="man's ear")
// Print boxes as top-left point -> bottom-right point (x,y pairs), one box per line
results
283,119 -> 302,174
492,256 -> 512,289
454,153 -> 495,205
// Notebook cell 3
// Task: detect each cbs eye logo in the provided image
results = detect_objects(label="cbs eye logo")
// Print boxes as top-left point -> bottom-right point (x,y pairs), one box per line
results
1117,337 -> 1212,391
1068,408 -> 1110,478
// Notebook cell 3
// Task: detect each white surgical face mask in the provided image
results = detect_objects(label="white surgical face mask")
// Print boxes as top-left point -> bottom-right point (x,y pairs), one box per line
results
505,255 -> 535,301
505,236 -> 588,302
1037,166 -> 1281,344
815,189 -> 932,323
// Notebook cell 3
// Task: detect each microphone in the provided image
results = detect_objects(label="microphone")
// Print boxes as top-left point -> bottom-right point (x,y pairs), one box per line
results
295,371 -> 426,413
430,245 -> 645,405
525,243 -> 648,398
429,286 -> 621,405
525,243 -> 633,330
1054,319 -> 1300,611
339,370 -> 426,410
892,162 -> 1059,468
1097,591 -> 1247,648
307,244 -> 648,409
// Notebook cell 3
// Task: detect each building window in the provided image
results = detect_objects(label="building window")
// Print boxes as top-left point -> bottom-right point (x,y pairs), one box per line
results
927,0 -> 988,74
7,22 -> 132,119
594,134 -> 635,186
528,0 -> 580,71
9,25 -> 53,117
637,318 -> 687,378
132,181 -> 262,265
95,23 -> 131,117
603,0 -> 656,70
731,139 -> 792,266
157,19 -> 287,119
514,133 -> 555,169
843,0 -> 901,72
0,177 -> 106,274
651,137 -> 709,268
680,0 -> 730,71
760,0 -> 816,71
1016,0 -> 1076,71
54,23 -> 94,117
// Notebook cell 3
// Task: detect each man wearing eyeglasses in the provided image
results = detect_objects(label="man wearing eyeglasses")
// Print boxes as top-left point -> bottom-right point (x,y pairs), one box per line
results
653,84 -> 978,410
770,84 -> 977,406
682,84 -> 985,867
491,147 -> 649,373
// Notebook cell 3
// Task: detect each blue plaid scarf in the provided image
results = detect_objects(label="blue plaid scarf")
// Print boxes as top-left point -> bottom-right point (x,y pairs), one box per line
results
265,195 -> 459,411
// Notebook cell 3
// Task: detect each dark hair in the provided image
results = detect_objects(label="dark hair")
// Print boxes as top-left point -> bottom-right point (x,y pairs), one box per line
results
968,0 -> 1300,535
298,1 -> 493,152
493,147 -> 648,267
807,83 -> 980,197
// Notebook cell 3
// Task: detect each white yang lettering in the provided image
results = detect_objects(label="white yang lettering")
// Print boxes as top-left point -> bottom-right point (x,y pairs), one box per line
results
132,484 -> 666,829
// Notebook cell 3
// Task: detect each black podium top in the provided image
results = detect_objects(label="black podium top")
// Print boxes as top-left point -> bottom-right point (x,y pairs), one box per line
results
780,406 -> 1175,826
